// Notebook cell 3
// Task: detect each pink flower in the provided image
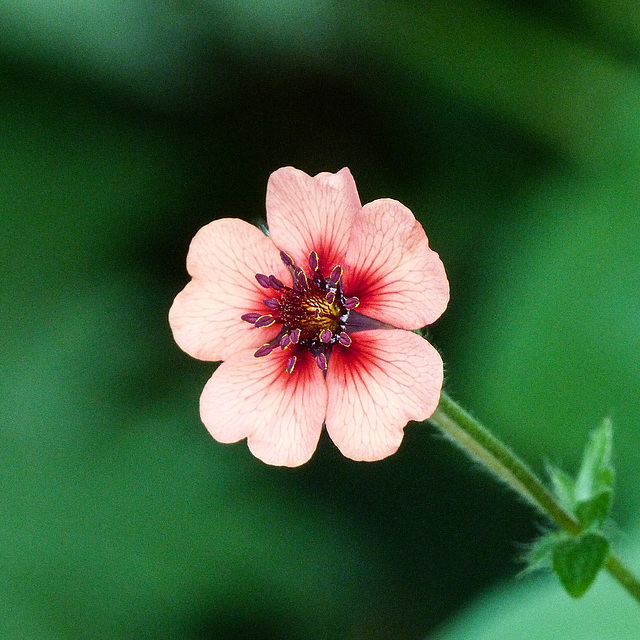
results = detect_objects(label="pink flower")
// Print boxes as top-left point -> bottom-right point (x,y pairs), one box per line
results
169,167 -> 449,467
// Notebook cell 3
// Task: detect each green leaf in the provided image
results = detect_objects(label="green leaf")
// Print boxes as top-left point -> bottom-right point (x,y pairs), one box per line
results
552,531 -> 610,598
433,522 -> 640,640
521,530 -> 563,574
576,418 -> 614,498
574,419 -> 614,527
575,491 -> 613,529
546,464 -> 576,512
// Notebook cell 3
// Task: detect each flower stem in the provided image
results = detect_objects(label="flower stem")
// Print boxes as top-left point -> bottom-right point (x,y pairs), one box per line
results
604,553 -> 640,603
429,391 -> 640,604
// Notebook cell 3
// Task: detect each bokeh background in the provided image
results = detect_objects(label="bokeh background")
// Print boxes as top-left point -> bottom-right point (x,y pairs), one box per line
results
3,0 -> 640,638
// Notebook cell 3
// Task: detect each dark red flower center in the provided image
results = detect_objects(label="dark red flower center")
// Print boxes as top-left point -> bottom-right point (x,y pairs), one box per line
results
241,250 -> 359,373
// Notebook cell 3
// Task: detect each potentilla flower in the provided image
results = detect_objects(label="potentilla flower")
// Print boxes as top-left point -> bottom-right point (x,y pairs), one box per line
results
169,167 -> 449,466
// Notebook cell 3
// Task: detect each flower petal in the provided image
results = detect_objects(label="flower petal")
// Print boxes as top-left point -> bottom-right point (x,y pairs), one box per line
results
325,330 -> 443,462
200,347 -> 327,467
169,218 -> 290,362
342,198 -> 449,329
266,167 -> 361,274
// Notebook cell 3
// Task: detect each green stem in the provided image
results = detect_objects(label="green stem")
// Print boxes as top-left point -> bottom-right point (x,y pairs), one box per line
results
430,391 -> 640,604
605,553 -> 640,603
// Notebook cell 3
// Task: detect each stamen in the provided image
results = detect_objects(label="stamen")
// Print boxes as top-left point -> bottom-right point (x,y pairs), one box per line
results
295,269 -> 308,290
255,315 -> 276,328
255,273 -> 271,288
280,251 -> 295,268
250,254 -> 357,374
338,331 -> 352,346
254,344 -> 274,358
329,265 -> 343,284
315,352 -> 327,371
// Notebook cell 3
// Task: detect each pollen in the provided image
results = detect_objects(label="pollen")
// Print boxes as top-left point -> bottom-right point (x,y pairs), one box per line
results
279,291 -> 342,340
245,249 -> 354,373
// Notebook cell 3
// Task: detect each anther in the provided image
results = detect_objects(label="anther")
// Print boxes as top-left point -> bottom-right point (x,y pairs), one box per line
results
319,329 -> 332,343
286,355 -> 297,374
255,273 -> 271,288
255,315 -> 276,328
268,275 -> 284,290
338,331 -> 352,347
295,269 -> 308,290
280,334 -> 291,349
344,296 -> 360,309
308,251 -> 319,271
315,353 -> 327,371
241,312 -> 261,323
280,251 -> 295,268
329,265 -> 343,284
289,328 -> 301,344
263,298 -> 280,309
254,344 -> 274,358
326,291 -> 336,304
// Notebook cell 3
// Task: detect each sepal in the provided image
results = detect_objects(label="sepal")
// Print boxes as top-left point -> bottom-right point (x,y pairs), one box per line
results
574,418 -> 614,528
527,419 -> 615,598
552,531 -> 610,598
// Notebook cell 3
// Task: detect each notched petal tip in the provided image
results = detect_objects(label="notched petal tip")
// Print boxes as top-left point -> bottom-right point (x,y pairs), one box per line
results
171,218 -> 289,362
266,167 -> 361,270
343,199 -> 449,329
325,330 -> 443,462
200,348 -> 327,467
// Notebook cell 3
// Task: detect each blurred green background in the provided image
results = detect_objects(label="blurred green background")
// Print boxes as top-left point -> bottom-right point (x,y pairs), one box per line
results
2,0 -> 640,638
